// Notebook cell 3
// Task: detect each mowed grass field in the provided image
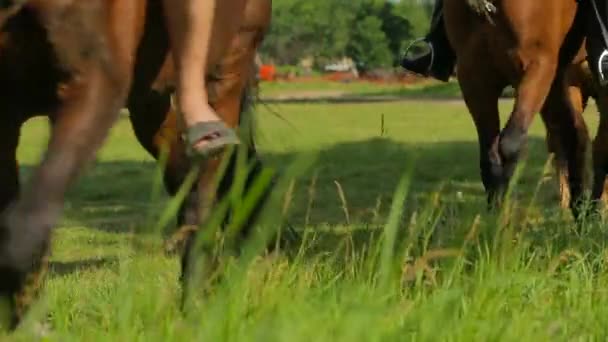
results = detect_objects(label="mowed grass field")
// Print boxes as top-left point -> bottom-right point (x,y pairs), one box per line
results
6,98 -> 608,340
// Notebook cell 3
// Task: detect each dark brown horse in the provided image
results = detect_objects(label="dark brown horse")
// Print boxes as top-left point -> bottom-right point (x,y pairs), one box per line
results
0,0 -> 271,329
443,0 -> 595,215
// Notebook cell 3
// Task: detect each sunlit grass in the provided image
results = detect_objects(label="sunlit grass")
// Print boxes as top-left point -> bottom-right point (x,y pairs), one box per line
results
4,98 -> 607,341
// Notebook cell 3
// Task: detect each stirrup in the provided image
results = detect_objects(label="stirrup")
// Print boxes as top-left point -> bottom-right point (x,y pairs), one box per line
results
599,50 -> 608,86
402,37 -> 435,75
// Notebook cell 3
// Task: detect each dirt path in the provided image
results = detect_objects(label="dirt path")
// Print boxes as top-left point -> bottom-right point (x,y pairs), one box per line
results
260,93 -> 513,105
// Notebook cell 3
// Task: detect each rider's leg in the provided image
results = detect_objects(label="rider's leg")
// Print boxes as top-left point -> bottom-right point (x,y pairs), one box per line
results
163,0 -> 241,161
400,0 -> 456,82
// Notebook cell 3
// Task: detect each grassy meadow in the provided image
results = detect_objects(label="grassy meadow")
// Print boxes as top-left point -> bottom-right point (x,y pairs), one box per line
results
6,93 -> 608,341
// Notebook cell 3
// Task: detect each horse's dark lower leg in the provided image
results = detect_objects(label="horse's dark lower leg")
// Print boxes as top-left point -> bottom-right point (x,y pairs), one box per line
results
128,90 -> 201,254
0,1 -> 139,327
179,78 -> 260,303
0,122 -> 20,212
457,56 -> 505,207
562,85 -> 589,217
541,74 -> 589,217
0,121 -> 21,328
591,93 -> 608,204
542,115 -> 570,209
179,152 -> 273,309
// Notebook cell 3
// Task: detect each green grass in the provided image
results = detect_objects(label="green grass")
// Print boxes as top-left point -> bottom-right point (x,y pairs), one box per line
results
5,99 -> 608,340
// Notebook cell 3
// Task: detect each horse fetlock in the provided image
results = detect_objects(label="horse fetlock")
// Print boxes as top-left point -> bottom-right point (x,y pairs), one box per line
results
498,126 -> 528,162
480,157 -> 501,187
0,202 -> 53,275
486,187 -> 505,211
164,225 -> 198,257
0,213 -> 51,331
592,172 -> 607,199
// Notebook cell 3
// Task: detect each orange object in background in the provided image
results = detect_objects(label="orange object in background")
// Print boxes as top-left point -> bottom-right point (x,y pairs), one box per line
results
259,64 -> 276,81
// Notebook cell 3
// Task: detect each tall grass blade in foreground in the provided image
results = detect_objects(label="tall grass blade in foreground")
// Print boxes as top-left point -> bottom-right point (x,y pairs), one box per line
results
378,162 -> 414,290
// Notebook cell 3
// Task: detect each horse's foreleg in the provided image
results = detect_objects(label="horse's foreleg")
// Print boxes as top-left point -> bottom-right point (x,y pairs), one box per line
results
0,69 -> 131,328
0,1 -> 140,328
128,88 -> 201,253
499,54 -> 559,185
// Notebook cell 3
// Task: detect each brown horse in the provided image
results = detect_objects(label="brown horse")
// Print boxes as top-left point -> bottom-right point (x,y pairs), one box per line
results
443,0 -> 593,215
0,0 -> 271,329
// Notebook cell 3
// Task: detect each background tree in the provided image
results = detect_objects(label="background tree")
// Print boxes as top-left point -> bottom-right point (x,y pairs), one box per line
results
259,0 -> 432,70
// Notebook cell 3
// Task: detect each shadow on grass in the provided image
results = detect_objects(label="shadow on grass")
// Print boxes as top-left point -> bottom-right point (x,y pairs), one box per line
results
49,257 -> 119,277
29,135 -> 556,235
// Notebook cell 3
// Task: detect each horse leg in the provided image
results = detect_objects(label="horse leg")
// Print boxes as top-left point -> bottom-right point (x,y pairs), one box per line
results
0,1 -> 141,327
498,53 -> 560,195
541,71 -> 589,215
128,78 -> 201,253
457,54 -> 505,207
591,91 -> 608,206
0,121 -> 20,212
541,107 -> 570,209
0,121 -> 22,327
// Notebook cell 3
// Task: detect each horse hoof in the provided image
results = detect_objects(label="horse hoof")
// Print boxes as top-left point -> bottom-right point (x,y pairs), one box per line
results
0,203 -> 52,331
163,225 -> 199,257
571,199 -> 601,224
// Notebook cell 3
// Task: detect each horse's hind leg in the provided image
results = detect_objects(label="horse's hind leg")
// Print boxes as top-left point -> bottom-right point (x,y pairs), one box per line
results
496,0 -> 582,197
457,54 -> 505,207
0,1 -> 141,327
541,69 -> 590,214
0,120 -> 20,212
543,114 -> 570,209
0,119 -> 21,326
591,91 -> 608,205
